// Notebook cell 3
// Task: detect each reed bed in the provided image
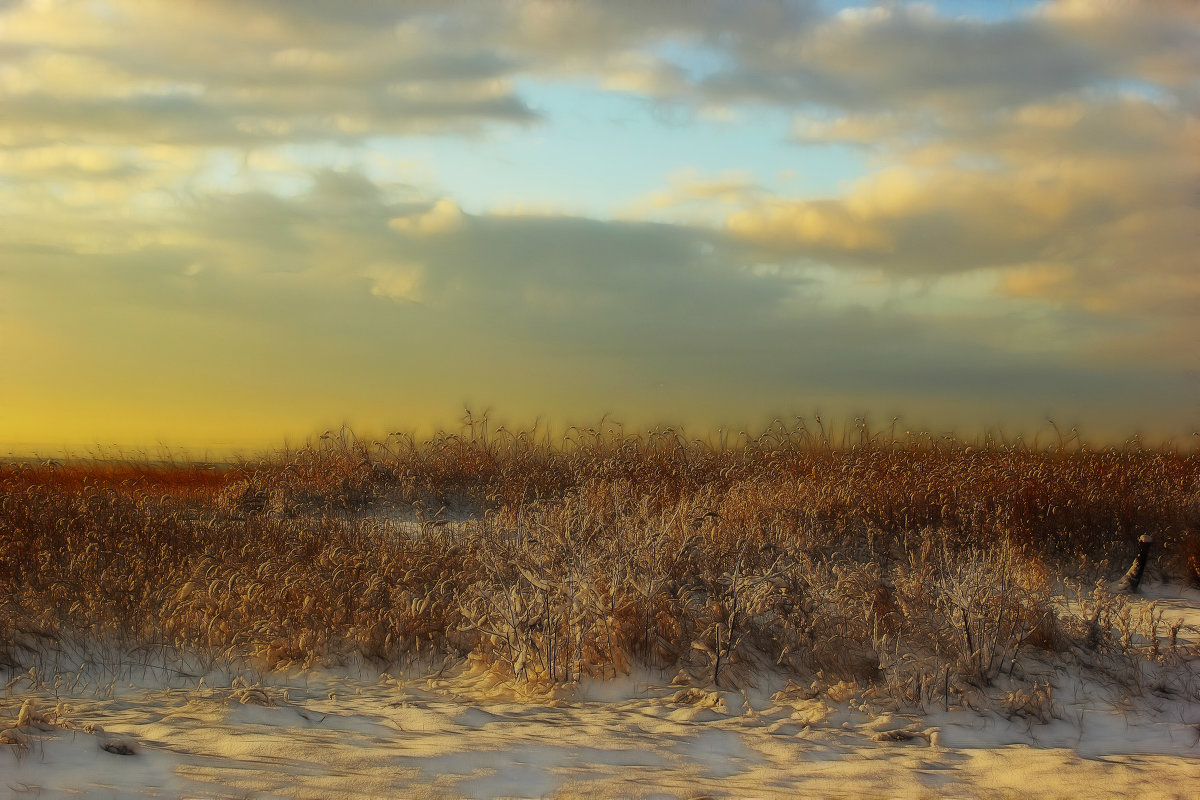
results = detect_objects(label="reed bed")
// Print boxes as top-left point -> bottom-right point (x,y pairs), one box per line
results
2,417 -> 1198,712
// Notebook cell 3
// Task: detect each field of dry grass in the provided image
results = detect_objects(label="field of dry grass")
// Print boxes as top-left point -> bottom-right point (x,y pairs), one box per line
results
3,417 -> 1198,714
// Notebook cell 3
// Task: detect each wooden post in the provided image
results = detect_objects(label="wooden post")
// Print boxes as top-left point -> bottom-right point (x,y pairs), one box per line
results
1118,534 -> 1153,593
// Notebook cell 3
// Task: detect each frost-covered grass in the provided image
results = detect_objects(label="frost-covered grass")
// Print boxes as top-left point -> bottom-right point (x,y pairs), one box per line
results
2,417 -> 1198,711
1,594 -> 1199,800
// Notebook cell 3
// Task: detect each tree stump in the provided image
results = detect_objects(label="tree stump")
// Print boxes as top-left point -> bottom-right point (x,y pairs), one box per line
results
1118,534 -> 1153,593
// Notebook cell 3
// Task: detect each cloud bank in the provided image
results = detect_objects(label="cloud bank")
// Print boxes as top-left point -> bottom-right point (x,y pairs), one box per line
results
1,0 -> 1196,449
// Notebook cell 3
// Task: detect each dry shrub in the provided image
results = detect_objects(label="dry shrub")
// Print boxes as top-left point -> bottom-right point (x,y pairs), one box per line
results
1002,679 -> 1060,723
1,419 -> 1197,709
932,540 -> 1057,684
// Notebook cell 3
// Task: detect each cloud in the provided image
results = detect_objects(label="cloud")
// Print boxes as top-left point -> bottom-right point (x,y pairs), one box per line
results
724,169 -> 1199,373
619,170 -> 767,223
3,1 -> 1197,149
706,8 -> 1103,112
3,0 -> 1194,177
4,164 -> 1195,444
700,1 -> 1198,118
728,85 -> 1199,343
389,199 -> 466,236
999,263 -> 1077,299
363,261 -> 425,303
0,0 -> 536,149
2,0 -> 1197,444
1038,0 -> 1200,90
0,0 -> 804,150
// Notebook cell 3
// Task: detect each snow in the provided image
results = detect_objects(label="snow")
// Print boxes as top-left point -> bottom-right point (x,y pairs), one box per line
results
3,582 -> 1198,799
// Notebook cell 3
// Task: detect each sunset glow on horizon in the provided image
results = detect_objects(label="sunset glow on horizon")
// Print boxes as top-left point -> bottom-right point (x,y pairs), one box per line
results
2,0 -> 1197,456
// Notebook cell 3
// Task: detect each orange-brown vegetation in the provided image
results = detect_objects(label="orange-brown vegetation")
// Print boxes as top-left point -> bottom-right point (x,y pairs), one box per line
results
2,418 -> 1198,709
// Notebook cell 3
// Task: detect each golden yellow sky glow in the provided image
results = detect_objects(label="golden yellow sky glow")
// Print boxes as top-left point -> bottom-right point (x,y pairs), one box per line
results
2,0 -> 1198,455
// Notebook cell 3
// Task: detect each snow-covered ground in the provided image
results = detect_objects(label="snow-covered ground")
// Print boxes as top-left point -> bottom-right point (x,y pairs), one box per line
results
3,583 -> 1198,800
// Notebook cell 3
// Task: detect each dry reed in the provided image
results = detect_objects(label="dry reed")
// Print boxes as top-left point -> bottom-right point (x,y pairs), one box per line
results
2,417 -> 1197,712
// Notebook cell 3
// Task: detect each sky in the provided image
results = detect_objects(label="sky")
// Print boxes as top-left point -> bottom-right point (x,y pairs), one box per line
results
1,0 -> 1197,455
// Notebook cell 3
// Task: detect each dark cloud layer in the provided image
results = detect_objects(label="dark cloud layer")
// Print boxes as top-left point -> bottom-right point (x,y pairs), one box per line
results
6,168 -> 1194,441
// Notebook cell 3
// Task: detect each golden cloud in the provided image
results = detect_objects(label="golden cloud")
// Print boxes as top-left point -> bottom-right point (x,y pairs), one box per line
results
999,263 -> 1077,299
363,262 -> 425,303
388,199 -> 466,236
727,200 -> 892,253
